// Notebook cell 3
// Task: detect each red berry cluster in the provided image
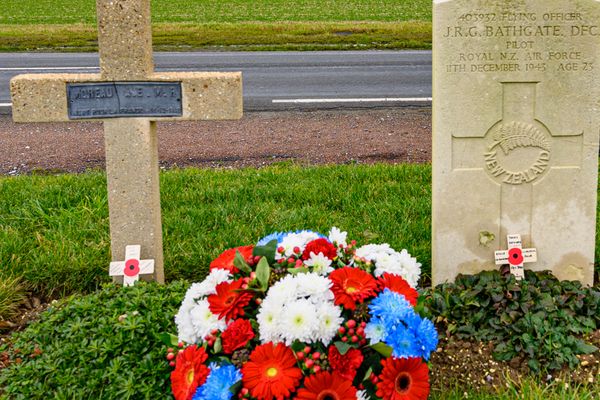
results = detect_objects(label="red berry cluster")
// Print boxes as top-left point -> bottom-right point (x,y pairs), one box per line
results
337,319 -> 368,346
276,246 -> 304,269
203,329 -> 220,348
165,341 -> 185,368
295,345 -> 328,374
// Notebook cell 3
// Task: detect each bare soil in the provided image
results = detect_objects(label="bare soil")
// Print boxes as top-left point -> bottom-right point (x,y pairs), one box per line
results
0,108 -> 432,175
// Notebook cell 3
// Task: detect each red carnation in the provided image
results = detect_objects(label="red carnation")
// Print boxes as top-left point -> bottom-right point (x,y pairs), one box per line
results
296,371 -> 357,400
328,345 -> 364,381
221,319 -> 255,354
170,345 -> 210,400
208,278 -> 254,321
378,273 -> 418,306
302,238 -> 337,260
329,267 -> 378,310
209,245 -> 254,274
376,357 -> 430,400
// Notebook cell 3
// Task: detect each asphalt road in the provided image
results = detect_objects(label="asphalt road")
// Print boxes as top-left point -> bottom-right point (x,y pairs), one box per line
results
0,51 -> 432,112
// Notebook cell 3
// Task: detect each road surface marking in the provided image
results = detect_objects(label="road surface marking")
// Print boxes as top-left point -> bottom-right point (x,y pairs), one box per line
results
272,97 -> 432,104
0,103 -> 11,107
0,66 -> 99,71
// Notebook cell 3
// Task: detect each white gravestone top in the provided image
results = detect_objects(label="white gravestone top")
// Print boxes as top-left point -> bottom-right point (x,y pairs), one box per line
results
110,245 -> 155,286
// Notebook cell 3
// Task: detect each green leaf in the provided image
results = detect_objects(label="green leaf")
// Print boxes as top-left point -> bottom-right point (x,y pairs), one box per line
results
370,342 -> 393,358
229,380 -> 243,394
287,267 -> 309,275
334,341 -> 352,355
256,257 -> 271,291
253,240 -> 278,264
575,340 -> 598,354
213,337 -> 222,354
158,332 -> 179,347
233,251 -> 252,274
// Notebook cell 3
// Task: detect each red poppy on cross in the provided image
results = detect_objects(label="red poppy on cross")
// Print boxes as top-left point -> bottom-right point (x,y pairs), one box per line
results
109,245 -> 155,286
494,234 -> 537,280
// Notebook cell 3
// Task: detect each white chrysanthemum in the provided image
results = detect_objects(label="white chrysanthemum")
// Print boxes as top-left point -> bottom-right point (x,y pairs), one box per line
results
356,390 -> 369,400
190,299 -> 227,340
304,252 -> 334,275
316,302 -> 343,344
374,249 -> 421,288
356,244 -> 421,288
365,321 -> 387,343
264,274 -> 299,305
328,227 -> 348,246
294,272 -> 333,302
257,272 -> 340,345
256,301 -> 283,343
275,231 -> 321,260
281,300 -> 318,344
174,270 -> 232,343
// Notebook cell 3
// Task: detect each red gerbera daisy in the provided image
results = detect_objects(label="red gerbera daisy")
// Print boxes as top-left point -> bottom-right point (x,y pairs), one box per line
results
241,342 -> 302,400
378,273 -> 418,306
208,278 -> 254,321
376,357 -> 430,400
296,371 -> 357,400
328,345 -> 364,381
209,245 -> 254,274
221,318 -> 255,354
329,267 -> 378,310
170,345 -> 210,400
302,238 -> 338,261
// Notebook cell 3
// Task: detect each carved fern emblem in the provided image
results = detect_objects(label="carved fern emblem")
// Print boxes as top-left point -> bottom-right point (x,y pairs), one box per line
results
491,122 -> 550,155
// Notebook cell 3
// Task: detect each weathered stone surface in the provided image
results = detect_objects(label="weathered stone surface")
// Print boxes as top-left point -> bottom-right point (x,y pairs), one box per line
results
432,0 -> 600,286
96,0 -> 154,80
10,72 -> 243,123
104,118 -> 164,283
9,0 -> 244,285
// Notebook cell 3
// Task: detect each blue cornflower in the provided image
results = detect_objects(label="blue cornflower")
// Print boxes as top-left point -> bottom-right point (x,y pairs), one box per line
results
256,232 -> 287,247
193,363 -> 242,400
385,323 -> 420,359
369,289 -> 413,322
367,289 -> 439,361
413,317 -> 439,361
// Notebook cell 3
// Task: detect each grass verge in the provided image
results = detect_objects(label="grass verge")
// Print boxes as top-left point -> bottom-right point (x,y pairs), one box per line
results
0,21 -> 432,52
0,164 -> 431,298
0,276 -> 27,322
431,377 -> 600,400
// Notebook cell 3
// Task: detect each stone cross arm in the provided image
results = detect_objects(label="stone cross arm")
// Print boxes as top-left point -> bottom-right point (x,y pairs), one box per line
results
10,71 -> 242,123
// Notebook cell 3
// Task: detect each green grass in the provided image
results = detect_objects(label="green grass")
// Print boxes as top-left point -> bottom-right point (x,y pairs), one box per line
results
0,276 -> 27,321
0,0 -> 433,51
431,377 -> 600,400
0,164 -> 431,298
0,0 -> 432,25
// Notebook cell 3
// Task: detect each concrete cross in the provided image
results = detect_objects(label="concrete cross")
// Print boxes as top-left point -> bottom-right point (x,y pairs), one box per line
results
110,245 -> 155,286
494,234 -> 537,280
10,0 -> 242,284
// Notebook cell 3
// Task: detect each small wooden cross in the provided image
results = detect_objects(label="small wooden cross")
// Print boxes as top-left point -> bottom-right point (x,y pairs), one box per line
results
110,245 -> 155,286
10,0 -> 242,284
494,234 -> 537,280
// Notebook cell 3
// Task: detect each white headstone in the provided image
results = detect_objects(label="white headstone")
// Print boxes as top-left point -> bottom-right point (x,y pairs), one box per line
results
432,0 -> 600,286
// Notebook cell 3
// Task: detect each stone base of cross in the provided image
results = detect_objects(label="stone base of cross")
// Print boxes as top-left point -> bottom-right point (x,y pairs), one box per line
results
494,234 -> 537,280
109,245 -> 155,286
